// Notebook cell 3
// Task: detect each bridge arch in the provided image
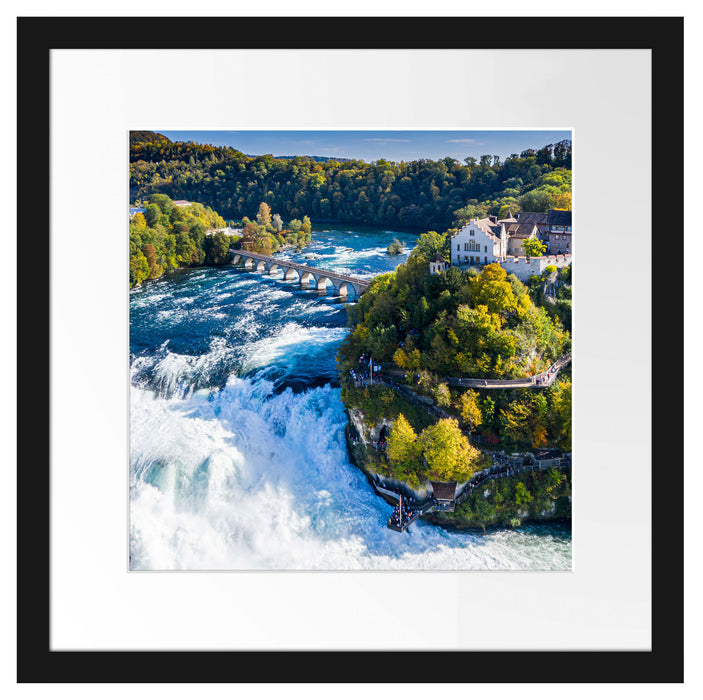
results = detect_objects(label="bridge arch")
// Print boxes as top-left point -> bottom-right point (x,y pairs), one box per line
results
228,248 -> 369,299
300,271 -> 318,288
336,282 -> 358,299
316,276 -> 334,293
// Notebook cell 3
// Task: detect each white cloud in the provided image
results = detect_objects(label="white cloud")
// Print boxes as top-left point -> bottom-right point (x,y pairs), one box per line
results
446,138 -> 482,144
362,138 -> 411,143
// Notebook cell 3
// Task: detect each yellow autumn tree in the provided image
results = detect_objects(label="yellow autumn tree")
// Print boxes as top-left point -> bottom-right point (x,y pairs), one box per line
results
387,414 -> 422,487
457,390 -> 483,435
256,201 -> 272,228
418,418 -> 480,482
532,424 -> 548,448
393,348 -> 409,368
432,383 -> 451,408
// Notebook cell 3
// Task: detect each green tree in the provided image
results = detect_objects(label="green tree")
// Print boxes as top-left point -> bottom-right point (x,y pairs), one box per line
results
411,230 -> 448,261
481,396 -> 495,426
130,137 -> 570,233
145,204 -> 161,227
469,493 -> 495,532
387,238 -> 404,255
412,296 -> 430,329
498,400 -> 533,445
549,379 -> 572,449
522,238 -> 548,257
514,481 -> 533,506
203,232 -> 231,265
149,193 -> 174,218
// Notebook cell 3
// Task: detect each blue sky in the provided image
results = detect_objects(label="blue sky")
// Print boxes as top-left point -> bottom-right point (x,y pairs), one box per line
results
158,130 -> 571,163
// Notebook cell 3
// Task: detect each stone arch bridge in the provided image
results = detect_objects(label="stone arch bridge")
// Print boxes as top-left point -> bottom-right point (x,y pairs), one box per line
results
230,249 -> 371,298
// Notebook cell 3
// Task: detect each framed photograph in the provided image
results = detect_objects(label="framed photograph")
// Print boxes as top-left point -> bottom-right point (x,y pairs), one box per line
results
17,15 -> 682,682
128,125 -> 575,575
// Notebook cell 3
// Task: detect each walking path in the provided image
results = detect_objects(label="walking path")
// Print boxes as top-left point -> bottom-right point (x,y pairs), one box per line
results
381,458 -> 570,532
347,361 -> 572,532
377,352 -> 571,389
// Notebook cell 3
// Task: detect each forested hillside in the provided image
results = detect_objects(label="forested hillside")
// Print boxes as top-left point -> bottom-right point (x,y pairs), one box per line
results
129,194 -> 232,287
338,251 -> 570,379
338,237 -> 572,460
129,195 -> 311,288
130,134 -> 571,230
130,131 -> 171,146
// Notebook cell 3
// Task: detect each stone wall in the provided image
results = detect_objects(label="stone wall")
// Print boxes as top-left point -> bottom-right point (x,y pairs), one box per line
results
501,254 -> 572,281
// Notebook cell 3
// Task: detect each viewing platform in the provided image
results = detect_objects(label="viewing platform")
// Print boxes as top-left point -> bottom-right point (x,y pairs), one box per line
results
387,499 -> 434,532
379,456 -> 571,533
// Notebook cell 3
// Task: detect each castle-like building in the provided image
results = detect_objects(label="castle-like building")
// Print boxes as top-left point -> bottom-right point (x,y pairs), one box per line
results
442,208 -> 572,281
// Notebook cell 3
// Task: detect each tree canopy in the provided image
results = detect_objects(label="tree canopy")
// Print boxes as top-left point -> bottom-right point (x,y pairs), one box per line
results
419,418 -> 481,482
386,413 -> 481,485
129,195 -> 232,287
130,195 -> 313,287
522,238 -> 548,257
338,247 -> 572,452
130,136 -> 572,231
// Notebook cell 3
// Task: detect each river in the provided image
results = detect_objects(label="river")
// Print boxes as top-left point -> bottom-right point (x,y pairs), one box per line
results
129,224 -> 572,570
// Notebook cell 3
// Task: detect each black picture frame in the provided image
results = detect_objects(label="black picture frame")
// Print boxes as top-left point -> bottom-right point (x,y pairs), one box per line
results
17,16 -> 683,683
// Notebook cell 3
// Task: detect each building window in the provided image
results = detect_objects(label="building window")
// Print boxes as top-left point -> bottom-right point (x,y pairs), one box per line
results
469,229 -> 475,236
464,255 -> 468,262
484,256 -> 488,263
457,244 -> 460,251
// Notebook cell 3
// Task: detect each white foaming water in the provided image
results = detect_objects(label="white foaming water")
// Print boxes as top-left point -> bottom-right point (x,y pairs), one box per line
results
240,322 -> 347,375
131,237 -> 570,570
130,373 -> 572,571
148,337 -> 237,398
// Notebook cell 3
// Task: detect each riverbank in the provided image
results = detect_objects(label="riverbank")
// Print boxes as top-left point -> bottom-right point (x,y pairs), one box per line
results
425,473 -> 572,531
423,514 -> 572,535
343,404 -> 572,533
131,240 -> 312,290
130,234 -> 571,569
